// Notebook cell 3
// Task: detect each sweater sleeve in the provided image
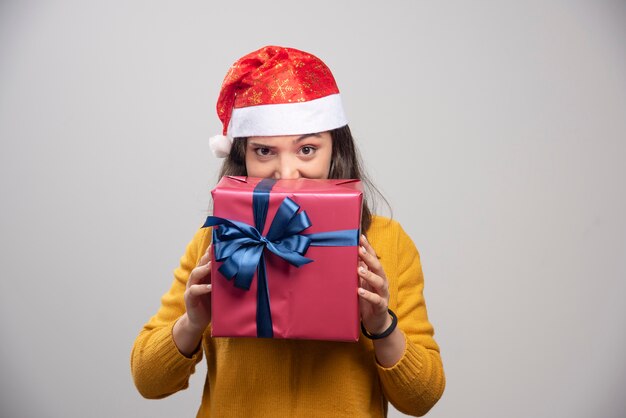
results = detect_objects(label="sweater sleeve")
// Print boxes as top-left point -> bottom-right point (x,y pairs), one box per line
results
130,226 -> 212,399
376,223 -> 445,416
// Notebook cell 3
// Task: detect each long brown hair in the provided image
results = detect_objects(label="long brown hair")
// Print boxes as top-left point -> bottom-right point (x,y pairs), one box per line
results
217,125 -> 387,233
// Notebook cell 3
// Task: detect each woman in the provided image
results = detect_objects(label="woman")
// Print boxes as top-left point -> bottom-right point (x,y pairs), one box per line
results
131,45 -> 445,417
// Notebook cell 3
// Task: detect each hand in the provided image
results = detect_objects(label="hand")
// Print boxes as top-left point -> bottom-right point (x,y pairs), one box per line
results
183,244 -> 213,333
357,235 -> 392,335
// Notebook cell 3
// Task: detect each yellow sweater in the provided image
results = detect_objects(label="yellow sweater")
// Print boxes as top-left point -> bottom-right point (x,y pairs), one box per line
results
131,216 -> 445,417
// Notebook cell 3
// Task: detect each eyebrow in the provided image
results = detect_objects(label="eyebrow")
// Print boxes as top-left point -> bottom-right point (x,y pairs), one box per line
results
293,133 -> 321,143
248,133 -> 322,149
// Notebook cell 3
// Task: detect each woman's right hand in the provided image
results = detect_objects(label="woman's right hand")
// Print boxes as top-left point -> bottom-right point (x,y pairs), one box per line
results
173,245 -> 213,357
184,244 -> 213,331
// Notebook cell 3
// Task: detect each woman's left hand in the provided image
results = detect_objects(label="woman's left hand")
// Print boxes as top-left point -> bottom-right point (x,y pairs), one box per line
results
357,234 -> 393,335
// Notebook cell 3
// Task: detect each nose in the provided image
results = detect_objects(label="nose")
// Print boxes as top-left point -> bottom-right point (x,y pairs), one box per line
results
274,155 -> 301,180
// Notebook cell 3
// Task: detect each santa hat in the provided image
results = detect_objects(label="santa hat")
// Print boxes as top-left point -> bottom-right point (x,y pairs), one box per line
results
209,46 -> 348,158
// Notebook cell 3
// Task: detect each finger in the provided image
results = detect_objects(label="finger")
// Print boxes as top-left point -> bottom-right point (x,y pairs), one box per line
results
358,242 -> 383,274
198,252 -> 210,266
358,265 -> 387,294
358,262 -> 371,291
198,245 -> 212,266
359,277 -> 373,295
360,234 -> 377,257
188,283 -> 212,297
357,287 -> 388,311
188,261 -> 212,288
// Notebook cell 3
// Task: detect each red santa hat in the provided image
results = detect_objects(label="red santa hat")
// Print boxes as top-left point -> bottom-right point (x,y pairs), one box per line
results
209,46 -> 348,157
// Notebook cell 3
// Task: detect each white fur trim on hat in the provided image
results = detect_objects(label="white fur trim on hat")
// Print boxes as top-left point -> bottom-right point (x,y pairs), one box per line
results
228,94 -> 347,138
209,134 -> 233,158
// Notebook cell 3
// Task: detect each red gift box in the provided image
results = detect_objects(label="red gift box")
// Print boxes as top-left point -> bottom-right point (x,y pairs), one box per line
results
204,176 -> 363,341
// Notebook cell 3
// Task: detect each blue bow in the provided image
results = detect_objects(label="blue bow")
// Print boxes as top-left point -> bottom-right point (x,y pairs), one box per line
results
203,196 -> 315,290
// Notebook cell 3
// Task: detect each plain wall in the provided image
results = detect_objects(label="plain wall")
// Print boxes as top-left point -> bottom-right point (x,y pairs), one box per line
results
1,1 -> 625,417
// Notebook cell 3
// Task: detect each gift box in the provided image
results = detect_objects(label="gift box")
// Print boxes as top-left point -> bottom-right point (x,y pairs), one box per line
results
203,176 -> 363,341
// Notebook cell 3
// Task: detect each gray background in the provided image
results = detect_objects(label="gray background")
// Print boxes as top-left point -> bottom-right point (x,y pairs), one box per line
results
1,1 -> 625,417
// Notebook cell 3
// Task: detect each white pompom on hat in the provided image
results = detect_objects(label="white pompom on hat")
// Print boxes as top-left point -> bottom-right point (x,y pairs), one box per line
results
208,134 -> 233,158
209,45 -> 348,158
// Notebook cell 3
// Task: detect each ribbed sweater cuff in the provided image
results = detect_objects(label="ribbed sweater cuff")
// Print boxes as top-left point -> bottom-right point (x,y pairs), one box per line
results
156,322 -> 203,368
377,334 -> 425,388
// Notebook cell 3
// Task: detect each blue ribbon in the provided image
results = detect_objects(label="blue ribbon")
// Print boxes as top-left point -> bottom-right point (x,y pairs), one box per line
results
203,178 -> 359,338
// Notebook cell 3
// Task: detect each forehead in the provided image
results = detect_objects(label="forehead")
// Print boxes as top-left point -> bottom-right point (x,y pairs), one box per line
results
247,132 -> 332,146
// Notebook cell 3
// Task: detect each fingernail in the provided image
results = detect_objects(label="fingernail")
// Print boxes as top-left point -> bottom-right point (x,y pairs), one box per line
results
207,284 -> 212,290
360,246 -> 367,254
358,288 -> 366,295
361,234 -> 367,243
358,266 -> 366,274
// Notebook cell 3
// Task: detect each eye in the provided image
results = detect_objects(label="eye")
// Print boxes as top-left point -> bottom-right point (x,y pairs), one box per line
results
254,147 -> 273,156
299,146 -> 316,156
